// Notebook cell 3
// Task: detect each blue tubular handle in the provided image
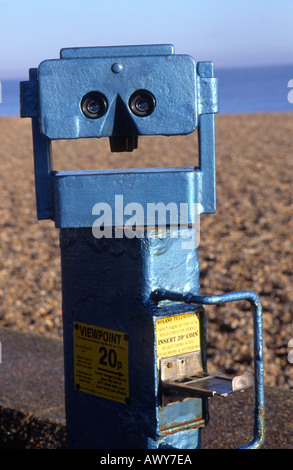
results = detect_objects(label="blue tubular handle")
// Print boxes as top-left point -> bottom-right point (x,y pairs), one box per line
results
151,288 -> 265,449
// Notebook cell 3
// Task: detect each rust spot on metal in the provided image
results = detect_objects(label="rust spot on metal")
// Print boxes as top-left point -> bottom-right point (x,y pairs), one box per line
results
160,416 -> 205,436
255,405 -> 266,448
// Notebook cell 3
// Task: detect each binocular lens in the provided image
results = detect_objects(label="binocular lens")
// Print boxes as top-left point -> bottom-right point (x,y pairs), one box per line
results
81,91 -> 108,119
129,90 -> 156,117
87,100 -> 100,114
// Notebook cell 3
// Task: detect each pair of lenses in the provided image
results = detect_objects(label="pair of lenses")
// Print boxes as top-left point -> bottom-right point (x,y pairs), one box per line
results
81,90 -> 156,119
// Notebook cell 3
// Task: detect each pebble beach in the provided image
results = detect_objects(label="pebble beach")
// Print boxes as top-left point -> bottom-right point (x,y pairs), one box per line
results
0,112 -> 292,389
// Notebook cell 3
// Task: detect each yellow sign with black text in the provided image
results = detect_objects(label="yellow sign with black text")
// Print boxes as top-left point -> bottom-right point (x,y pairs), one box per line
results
73,322 -> 129,404
156,312 -> 200,367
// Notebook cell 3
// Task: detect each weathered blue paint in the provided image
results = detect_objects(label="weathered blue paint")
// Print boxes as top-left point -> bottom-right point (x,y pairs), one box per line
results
38,55 -> 197,139
20,43 -> 264,449
53,168 -> 198,228
60,44 -> 175,59
60,228 -> 205,449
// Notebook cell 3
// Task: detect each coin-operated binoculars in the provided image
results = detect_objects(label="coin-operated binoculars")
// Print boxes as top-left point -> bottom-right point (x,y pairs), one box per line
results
20,44 -> 264,449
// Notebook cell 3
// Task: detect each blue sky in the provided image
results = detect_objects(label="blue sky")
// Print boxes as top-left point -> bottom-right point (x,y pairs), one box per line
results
0,0 -> 293,79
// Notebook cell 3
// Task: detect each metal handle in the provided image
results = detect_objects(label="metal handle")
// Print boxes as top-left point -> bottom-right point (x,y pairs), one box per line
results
151,288 -> 265,449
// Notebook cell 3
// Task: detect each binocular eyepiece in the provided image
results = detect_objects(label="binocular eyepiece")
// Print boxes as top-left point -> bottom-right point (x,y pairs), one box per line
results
81,91 -> 108,119
81,89 -> 156,152
129,90 -> 156,117
81,89 -> 156,120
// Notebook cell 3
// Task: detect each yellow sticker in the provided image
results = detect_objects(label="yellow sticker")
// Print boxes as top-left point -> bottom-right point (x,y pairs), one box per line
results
156,312 -> 200,367
73,322 -> 129,404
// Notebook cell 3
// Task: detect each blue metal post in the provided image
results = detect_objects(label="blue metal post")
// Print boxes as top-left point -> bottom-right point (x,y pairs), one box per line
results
20,44 -> 264,449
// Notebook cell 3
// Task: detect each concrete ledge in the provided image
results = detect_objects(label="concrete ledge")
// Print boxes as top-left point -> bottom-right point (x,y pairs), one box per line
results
0,328 -> 66,449
0,326 -> 292,449
0,327 -> 65,423
201,385 -> 293,449
0,326 -> 66,449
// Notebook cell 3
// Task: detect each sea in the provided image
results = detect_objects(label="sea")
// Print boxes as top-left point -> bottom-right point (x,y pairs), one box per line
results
1,64 -> 293,116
